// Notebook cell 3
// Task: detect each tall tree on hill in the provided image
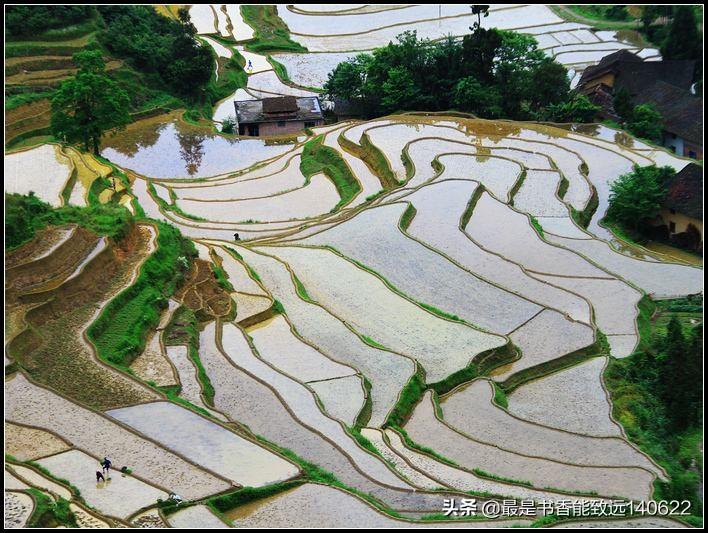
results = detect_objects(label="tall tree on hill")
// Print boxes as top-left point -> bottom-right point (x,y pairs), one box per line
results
661,6 -> 702,80
612,86 -> 634,122
51,50 -> 130,155
662,6 -> 701,61
659,318 -> 702,431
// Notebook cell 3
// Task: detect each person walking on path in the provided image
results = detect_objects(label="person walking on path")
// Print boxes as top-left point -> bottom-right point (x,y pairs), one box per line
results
96,471 -> 105,483
101,457 -> 112,475
247,60 -> 253,72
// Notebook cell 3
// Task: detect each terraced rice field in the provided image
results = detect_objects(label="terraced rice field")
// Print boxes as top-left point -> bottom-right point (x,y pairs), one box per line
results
271,5 -> 659,88
36,450 -> 167,519
5,144 -> 72,206
107,401 -> 300,487
5,93 -> 702,526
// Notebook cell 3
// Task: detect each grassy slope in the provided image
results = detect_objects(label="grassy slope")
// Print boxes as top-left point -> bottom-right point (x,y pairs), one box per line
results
241,5 -> 307,54
300,135 -> 362,210
88,221 -> 196,368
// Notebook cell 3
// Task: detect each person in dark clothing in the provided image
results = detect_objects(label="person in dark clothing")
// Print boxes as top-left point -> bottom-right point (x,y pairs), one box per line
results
102,457 -> 111,474
233,232 -> 240,241
96,471 -> 105,483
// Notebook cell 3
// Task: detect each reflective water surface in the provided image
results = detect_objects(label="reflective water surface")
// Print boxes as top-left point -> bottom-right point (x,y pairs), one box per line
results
101,112 -> 298,180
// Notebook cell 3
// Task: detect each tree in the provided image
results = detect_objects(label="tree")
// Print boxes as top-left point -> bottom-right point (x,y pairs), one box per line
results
640,6 -> 674,32
380,66 -> 420,113
627,104 -> 663,141
5,5 -> 94,36
324,56 -> 370,101
51,50 -> 131,155
662,6 -> 701,62
452,77 -> 502,117
606,165 -> 672,230
324,28 -> 575,120
528,59 -> 570,109
5,193 -> 52,250
659,318 -> 702,431
612,86 -> 633,122
97,6 -> 213,101
605,5 -> 629,21
546,93 -> 599,123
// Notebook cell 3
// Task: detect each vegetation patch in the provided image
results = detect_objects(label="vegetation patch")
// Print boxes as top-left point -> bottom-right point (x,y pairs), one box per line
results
604,297 -> 702,522
338,131 -> 397,190
353,376 -> 373,429
492,382 -> 509,409
5,192 -> 132,251
292,273 -> 314,303
25,489 -> 77,528
241,6 -> 308,54
507,169 -> 526,206
398,204 -> 417,231
459,184 -> 484,229
557,174 -> 570,199
164,306 -> 216,406
300,135 -> 362,210
88,221 -> 196,368
529,215 -> 544,237
384,363 -> 426,427
570,185 -> 599,229
500,332 -> 609,393
206,481 -> 305,517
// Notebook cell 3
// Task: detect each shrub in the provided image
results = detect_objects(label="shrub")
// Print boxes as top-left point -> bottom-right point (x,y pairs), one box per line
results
605,165 -> 672,231
627,104 -> 663,141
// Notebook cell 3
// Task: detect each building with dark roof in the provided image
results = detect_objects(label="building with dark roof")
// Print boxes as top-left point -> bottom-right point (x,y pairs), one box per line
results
234,96 -> 324,137
577,51 -> 701,159
632,81 -> 702,158
656,163 -> 703,250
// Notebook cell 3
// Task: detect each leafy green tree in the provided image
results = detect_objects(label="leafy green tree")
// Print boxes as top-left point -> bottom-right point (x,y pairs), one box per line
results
528,59 -> 570,109
5,193 -> 52,250
97,6 -> 213,100
627,104 -> 663,141
324,55 -> 372,101
452,77 -> 502,117
324,27 -> 575,120
612,86 -> 634,122
606,165 -> 671,230
546,93 -> 599,123
380,66 -> 420,113
51,50 -> 131,155
460,27 -> 503,84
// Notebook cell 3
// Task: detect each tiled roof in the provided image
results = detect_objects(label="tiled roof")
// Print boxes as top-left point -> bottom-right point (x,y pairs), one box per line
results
235,96 -> 323,124
664,163 -> 703,219
633,80 -> 703,144
578,50 -> 695,96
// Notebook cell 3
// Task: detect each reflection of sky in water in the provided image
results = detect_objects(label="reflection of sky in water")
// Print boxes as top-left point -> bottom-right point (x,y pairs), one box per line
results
102,121 -> 295,179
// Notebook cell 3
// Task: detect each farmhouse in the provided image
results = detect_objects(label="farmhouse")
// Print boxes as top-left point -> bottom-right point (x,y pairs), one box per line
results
233,96 -> 324,137
653,162 -> 703,251
578,50 -> 702,159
